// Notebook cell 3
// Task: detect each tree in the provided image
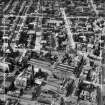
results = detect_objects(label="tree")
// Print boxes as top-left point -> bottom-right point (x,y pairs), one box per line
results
60,97 -> 65,105
30,65 -> 34,86
20,88 -> 23,96
65,80 -> 74,97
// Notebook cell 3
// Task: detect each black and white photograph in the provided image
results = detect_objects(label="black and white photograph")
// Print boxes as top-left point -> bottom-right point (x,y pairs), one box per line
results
0,0 -> 104,105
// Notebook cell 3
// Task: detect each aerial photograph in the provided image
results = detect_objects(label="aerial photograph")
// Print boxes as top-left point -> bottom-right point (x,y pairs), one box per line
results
0,0 -> 105,105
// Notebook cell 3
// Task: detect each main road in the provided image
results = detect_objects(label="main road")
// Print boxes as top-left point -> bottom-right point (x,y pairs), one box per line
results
60,8 -> 75,49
